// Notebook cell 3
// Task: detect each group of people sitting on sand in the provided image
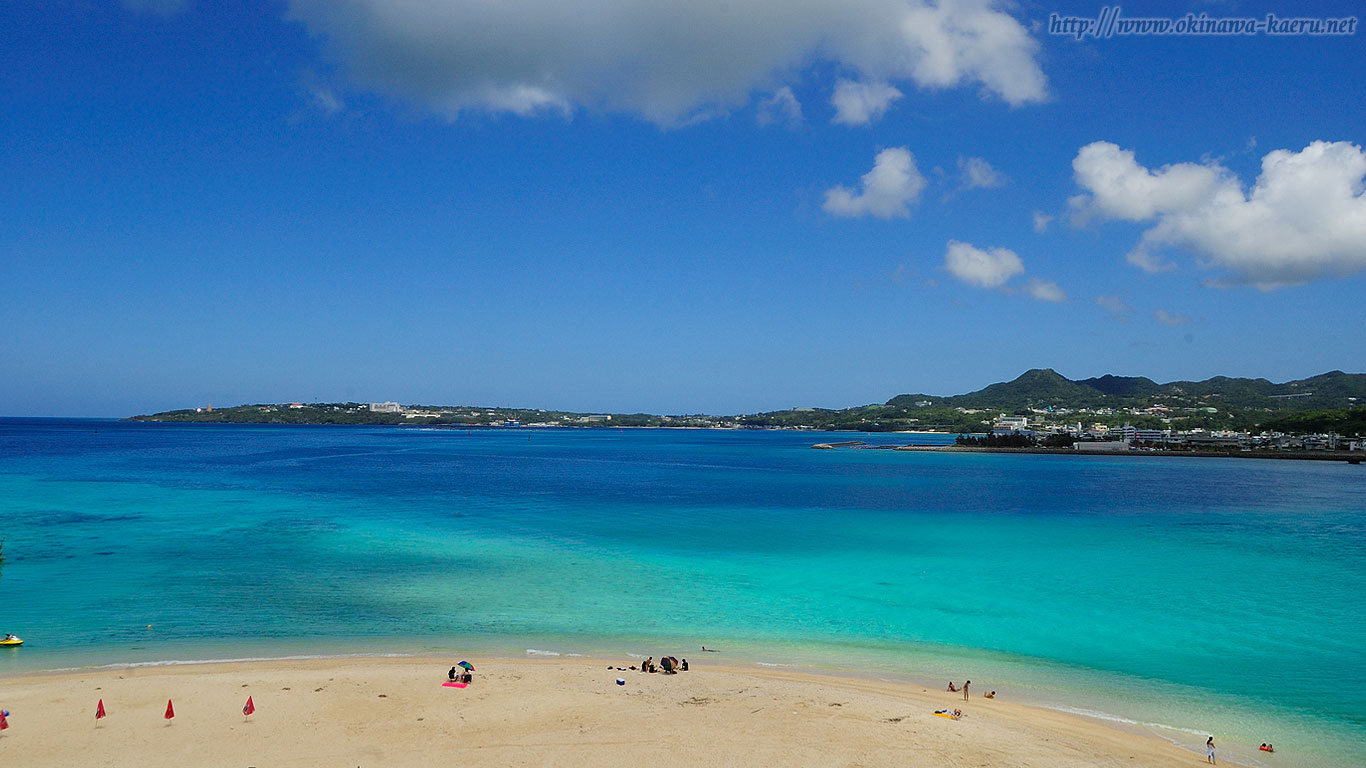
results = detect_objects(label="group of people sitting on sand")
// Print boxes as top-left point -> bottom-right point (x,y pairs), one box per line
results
613,656 -> 689,674
447,666 -> 473,684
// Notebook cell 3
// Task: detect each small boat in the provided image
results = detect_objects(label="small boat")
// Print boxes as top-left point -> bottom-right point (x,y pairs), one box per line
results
0,635 -> 22,647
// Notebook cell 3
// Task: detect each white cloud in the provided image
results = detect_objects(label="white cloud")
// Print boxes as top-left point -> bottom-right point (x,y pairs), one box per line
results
1154,308 -> 1191,326
942,240 -> 1063,301
1126,249 -> 1176,273
304,78 -> 344,114
1070,142 -> 1225,223
756,87 -> 803,127
1023,278 -> 1066,302
831,79 -> 903,126
1070,140 -> 1366,287
1032,210 -> 1054,233
824,147 -> 926,219
287,0 -> 1046,124
943,240 -> 1024,288
958,156 -> 1006,188
1096,294 -> 1132,321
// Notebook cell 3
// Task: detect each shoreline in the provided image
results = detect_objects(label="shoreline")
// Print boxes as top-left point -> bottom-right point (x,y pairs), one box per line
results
0,654 -> 1248,767
886,444 -> 1364,462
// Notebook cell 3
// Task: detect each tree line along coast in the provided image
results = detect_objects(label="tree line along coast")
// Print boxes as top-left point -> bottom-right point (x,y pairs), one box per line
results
127,368 -> 1366,442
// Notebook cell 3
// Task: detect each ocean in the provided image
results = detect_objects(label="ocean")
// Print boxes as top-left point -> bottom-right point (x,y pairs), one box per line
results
1,419 -> 1362,766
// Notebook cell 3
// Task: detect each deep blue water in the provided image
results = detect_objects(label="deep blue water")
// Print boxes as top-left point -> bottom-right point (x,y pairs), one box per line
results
0,419 -> 1362,765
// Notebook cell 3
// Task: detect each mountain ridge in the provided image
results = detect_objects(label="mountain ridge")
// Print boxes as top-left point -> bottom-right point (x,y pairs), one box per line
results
886,369 -> 1366,412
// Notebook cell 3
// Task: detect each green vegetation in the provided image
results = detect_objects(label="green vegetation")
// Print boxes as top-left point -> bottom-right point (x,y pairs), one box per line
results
888,368 -> 1366,414
739,404 -> 990,433
131,404 -> 409,425
1260,406 -> 1366,436
956,433 -> 1035,448
127,369 -> 1365,436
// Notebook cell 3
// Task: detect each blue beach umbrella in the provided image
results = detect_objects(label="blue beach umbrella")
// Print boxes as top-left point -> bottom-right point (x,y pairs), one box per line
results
458,661 -> 474,671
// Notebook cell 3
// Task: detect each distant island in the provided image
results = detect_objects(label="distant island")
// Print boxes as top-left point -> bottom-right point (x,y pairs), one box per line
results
128,369 -> 1366,442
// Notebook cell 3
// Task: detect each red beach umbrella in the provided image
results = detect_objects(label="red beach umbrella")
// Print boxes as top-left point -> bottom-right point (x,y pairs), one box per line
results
0,710 -> 8,731
96,699 -> 107,720
243,696 -> 255,716
164,700 -> 175,720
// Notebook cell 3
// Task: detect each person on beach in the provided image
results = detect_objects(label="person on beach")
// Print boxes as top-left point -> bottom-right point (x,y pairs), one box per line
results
963,680 -> 970,701
681,659 -> 688,671
449,666 -> 457,682
985,691 -> 995,699
946,681 -> 957,692
1206,736 -> 1216,764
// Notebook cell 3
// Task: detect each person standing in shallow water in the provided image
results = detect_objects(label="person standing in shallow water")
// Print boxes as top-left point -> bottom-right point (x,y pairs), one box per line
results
963,680 -> 970,701
1206,736 -> 1216,764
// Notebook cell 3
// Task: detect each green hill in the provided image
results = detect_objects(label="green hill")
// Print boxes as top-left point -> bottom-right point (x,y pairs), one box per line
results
949,369 -> 1107,410
1076,374 -> 1162,398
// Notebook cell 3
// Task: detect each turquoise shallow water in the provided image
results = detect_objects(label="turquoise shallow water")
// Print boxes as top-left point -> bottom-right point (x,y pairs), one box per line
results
1,419 -> 1362,766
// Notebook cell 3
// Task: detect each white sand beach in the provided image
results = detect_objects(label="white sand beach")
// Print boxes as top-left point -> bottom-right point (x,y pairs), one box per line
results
0,655 -> 1240,767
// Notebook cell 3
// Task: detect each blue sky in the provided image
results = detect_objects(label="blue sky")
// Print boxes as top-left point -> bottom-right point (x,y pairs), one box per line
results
3,0 -> 1364,416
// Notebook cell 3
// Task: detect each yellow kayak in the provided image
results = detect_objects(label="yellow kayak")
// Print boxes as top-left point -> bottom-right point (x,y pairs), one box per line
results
0,636 -> 22,647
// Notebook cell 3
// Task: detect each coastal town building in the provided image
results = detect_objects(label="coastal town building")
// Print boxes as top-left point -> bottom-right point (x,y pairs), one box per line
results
1121,425 -> 1171,444
369,402 -> 402,413
992,415 -> 1030,435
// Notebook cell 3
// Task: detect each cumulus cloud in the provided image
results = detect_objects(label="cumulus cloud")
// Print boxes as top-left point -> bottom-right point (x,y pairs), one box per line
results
1096,294 -> 1132,321
1024,277 -> 1066,302
1154,308 -> 1191,326
287,0 -> 1046,124
824,148 -> 926,219
831,79 -> 903,125
1070,140 -> 1366,287
943,240 -> 1024,288
942,240 -> 1064,301
1070,142 -> 1224,223
958,156 -> 1007,188
1032,210 -> 1054,232
756,87 -> 803,127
